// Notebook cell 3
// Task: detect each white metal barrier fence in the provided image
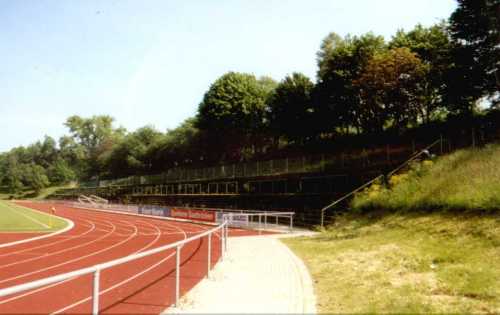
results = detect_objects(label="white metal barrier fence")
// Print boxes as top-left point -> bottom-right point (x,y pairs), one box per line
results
43,200 -> 296,233
224,212 -> 295,232
0,218 -> 229,315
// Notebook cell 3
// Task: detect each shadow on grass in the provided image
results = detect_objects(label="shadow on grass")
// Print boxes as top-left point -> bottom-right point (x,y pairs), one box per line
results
319,208 -> 500,242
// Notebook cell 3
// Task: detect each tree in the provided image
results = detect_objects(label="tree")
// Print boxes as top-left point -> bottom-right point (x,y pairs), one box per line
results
197,72 -> 270,157
267,73 -> 315,144
64,115 -> 125,178
58,135 -> 86,177
48,159 -> 76,184
22,164 -> 50,194
355,48 -> 429,132
257,76 -> 278,96
315,33 -> 386,134
150,117 -> 205,169
448,0 -> 499,111
2,154 -> 24,193
390,23 -> 453,122
104,126 -> 163,177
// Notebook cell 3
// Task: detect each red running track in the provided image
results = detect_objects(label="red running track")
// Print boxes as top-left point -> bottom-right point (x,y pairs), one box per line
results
0,202 -> 227,314
0,232 -> 45,245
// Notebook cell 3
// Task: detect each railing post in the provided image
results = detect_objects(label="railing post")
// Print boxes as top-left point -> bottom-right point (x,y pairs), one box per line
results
207,233 -> 212,279
264,213 -> 267,229
289,215 -> 294,233
320,209 -> 324,228
175,245 -> 181,307
472,127 -> 476,149
225,216 -> 229,252
440,134 -> 443,155
220,225 -> 225,261
92,269 -> 100,315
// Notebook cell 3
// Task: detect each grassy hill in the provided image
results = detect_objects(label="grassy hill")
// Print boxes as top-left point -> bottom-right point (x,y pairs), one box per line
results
352,144 -> 500,212
284,144 -> 500,313
0,183 -> 76,201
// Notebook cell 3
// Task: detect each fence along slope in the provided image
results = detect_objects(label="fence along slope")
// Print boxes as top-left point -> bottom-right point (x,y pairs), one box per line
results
320,138 -> 444,227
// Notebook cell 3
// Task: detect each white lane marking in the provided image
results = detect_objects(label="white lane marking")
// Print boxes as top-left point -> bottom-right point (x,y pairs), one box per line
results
0,214 -> 143,264
51,220 -> 193,314
0,219 -> 95,260
0,209 -> 219,313
0,219 -> 114,270
0,205 -> 74,249
0,215 -> 163,305
0,220 -> 120,285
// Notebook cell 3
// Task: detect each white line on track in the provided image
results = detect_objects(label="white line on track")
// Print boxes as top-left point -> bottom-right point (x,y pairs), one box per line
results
0,216 -> 163,306
0,219 -> 95,260
0,220 -> 121,285
0,219 -> 114,270
0,203 -> 75,250
51,219 -> 193,314
0,205 -> 222,314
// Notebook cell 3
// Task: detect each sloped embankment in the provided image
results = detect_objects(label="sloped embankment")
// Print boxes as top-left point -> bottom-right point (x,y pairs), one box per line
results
284,145 -> 500,313
352,144 -> 500,212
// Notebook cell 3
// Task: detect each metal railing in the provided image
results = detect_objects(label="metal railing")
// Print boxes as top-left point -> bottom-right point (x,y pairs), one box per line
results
320,174 -> 384,227
319,138 -> 445,227
55,198 -> 296,231
79,143 -> 425,188
386,139 -> 441,178
224,212 -> 295,233
0,218 -> 229,315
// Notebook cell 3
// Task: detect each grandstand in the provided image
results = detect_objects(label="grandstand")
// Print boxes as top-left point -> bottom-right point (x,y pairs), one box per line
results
49,137 -> 460,226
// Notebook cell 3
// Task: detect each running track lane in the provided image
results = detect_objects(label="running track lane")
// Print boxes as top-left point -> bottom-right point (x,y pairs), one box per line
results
0,232 -> 45,245
0,202 -> 223,314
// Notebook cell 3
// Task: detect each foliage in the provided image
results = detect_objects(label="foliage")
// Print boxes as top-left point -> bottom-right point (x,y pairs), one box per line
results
21,164 -> 50,194
104,125 -> 163,176
449,0 -> 499,107
1,5 -> 498,184
356,47 -> 429,132
64,115 -> 125,177
47,159 -> 76,184
352,144 -> 500,212
315,33 -> 385,134
390,23 -> 453,122
197,72 -> 269,135
267,72 -> 315,143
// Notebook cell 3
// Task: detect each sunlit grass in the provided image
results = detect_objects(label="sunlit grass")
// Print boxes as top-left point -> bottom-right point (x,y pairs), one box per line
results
284,212 -> 500,313
352,144 -> 500,212
0,201 -> 67,232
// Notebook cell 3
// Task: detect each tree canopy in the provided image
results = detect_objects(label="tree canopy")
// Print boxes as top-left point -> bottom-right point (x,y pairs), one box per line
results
1,3 -> 498,189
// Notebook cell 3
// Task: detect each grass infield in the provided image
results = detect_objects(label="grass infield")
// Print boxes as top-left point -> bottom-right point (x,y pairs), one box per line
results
0,201 -> 67,232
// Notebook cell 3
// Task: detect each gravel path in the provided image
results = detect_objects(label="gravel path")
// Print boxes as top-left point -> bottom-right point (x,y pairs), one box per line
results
164,232 -> 317,314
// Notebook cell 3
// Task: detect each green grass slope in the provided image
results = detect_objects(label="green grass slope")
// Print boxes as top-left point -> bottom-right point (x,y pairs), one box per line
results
0,183 -> 76,201
352,144 -> 500,212
285,212 -> 499,313
284,144 -> 500,313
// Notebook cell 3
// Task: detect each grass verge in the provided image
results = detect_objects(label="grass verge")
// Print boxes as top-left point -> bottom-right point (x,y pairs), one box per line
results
283,211 -> 499,313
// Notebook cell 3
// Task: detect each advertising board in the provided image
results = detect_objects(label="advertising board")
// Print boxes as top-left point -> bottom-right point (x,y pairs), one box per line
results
171,208 -> 216,223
